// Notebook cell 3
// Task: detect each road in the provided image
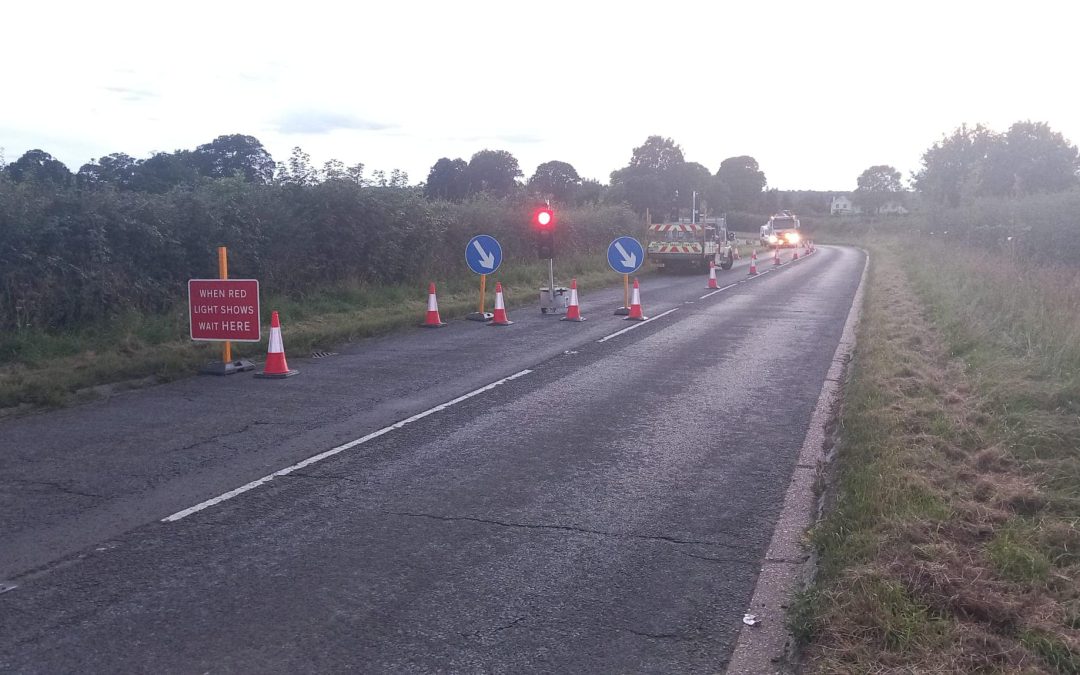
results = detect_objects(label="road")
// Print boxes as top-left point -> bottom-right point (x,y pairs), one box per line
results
0,245 -> 865,673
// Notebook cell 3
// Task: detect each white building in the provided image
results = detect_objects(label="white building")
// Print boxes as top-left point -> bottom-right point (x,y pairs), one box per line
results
878,201 -> 909,215
830,195 -> 860,215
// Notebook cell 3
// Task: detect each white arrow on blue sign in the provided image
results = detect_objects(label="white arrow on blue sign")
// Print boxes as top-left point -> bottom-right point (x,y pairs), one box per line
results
465,235 -> 502,275
607,237 -> 644,274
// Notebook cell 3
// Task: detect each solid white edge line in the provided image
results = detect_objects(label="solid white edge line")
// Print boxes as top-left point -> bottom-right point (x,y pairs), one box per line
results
162,368 -> 534,523
699,281 -> 741,300
595,307 -> 680,343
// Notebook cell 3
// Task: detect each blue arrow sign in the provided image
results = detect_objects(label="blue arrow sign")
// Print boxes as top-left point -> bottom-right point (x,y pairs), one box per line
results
607,237 -> 644,274
465,234 -> 502,275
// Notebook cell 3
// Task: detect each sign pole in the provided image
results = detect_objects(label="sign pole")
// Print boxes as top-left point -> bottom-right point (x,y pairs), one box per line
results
218,246 -> 231,366
479,274 -> 487,314
624,274 -> 629,309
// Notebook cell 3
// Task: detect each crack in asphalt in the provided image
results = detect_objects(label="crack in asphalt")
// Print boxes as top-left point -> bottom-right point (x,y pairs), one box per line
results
620,627 -> 690,641
6,479 -> 105,500
384,511 -> 757,550
459,616 -> 527,638
679,551 -> 760,565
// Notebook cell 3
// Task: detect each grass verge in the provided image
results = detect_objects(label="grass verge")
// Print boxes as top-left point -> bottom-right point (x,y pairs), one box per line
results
0,254 -> 632,411
797,237 -> 1080,673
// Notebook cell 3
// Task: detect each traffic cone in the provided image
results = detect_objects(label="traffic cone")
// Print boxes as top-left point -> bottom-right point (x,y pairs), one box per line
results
792,247 -> 799,260
421,282 -> 446,328
706,260 -> 719,289
625,278 -> 647,321
561,278 -> 585,322
773,248 -> 781,266
489,282 -> 513,326
748,250 -> 758,276
255,311 -> 298,378
733,246 -> 741,260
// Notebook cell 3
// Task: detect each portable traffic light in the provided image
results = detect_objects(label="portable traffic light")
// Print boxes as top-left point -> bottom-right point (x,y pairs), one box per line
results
532,207 -> 556,258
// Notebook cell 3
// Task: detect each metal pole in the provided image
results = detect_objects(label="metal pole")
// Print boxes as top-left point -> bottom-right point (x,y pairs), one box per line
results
218,246 -> 231,365
479,274 -> 487,314
624,274 -> 629,309
548,258 -> 556,312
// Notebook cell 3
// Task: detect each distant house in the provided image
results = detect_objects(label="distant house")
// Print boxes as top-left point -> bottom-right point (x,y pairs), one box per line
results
830,195 -> 860,215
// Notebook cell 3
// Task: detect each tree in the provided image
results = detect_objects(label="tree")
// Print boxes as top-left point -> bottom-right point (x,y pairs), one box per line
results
277,147 -> 317,186
4,149 -> 74,187
912,123 -> 998,206
130,151 -> 199,193
629,136 -> 684,172
573,178 -> 606,205
322,159 -> 348,182
981,121 -> 1079,196
716,156 -> 766,211
191,134 -> 275,184
466,149 -> 522,197
424,158 -> 469,200
853,165 -> 904,213
609,136 -> 689,219
77,152 -> 139,189
528,160 -> 581,201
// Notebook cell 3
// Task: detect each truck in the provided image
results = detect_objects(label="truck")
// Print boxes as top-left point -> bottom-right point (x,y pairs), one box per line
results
759,210 -> 802,248
646,217 -> 735,272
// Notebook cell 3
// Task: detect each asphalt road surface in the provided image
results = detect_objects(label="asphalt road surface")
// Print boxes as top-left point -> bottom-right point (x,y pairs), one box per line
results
0,245 -> 865,673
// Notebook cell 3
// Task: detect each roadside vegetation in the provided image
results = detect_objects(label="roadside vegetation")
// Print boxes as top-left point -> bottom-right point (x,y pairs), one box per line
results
796,228 -> 1080,672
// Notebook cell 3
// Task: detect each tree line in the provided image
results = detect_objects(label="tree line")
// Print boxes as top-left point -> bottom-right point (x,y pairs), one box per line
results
847,120 -> 1079,214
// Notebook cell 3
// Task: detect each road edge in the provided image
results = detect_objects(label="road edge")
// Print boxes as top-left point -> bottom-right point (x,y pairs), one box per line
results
725,246 -> 870,674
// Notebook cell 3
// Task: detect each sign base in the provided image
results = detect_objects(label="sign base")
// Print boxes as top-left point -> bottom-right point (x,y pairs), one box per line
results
200,359 -> 257,376
466,311 -> 494,322
614,307 -> 631,316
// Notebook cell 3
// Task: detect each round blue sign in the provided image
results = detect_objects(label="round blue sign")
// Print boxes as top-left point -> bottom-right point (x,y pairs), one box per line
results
607,237 -> 644,274
465,235 -> 502,275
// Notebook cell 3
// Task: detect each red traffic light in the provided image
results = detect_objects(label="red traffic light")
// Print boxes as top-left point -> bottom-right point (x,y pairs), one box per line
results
533,207 -> 555,230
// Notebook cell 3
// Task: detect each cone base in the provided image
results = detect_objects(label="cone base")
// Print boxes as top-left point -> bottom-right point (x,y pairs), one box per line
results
465,312 -> 494,322
488,319 -> 513,326
706,282 -> 719,289
613,306 -> 631,316
624,314 -> 648,322
199,359 -> 257,376
255,368 -> 299,379
561,315 -> 586,322
420,321 -> 447,328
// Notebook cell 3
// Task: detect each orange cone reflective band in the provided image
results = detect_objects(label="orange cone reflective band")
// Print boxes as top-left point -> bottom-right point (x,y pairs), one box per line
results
748,249 -> 758,276
625,277 -> 647,321
707,260 -> 719,289
489,282 -> 513,326
421,282 -> 446,328
562,278 -> 585,322
255,311 -> 298,378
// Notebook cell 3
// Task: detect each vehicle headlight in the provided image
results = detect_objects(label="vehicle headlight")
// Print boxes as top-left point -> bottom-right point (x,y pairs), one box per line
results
768,235 -> 778,244
785,232 -> 801,243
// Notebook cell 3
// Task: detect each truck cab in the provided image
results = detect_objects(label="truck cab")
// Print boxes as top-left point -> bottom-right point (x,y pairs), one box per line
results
760,210 -> 802,248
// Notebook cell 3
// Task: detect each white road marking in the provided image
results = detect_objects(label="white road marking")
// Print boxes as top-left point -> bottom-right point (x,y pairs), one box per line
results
162,369 -> 534,523
699,282 -> 741,300
596,307 -> 680,343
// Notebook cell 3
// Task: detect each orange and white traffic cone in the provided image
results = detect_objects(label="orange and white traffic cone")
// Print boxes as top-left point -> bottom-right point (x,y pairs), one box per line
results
748,250 -> 758,276
706,260 -> 719,289
792,247 -> 799,260
561,278 -> 585,322
421,282 -> 446,328
489,282 -> 513,326
625,278 -> 647,321
255,311 -> 298,378
733,246 -> 741,260
773,248 -> 781,266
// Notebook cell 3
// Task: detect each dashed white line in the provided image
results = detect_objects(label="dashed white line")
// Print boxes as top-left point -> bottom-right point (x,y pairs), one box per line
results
162,369 -> 534,523
596,307 -> 680,343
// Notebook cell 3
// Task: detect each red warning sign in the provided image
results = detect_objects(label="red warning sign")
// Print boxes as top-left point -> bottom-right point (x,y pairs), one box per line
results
188,279 -> 261,342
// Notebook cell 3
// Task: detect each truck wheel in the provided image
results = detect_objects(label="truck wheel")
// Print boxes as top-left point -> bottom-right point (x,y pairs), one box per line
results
720,259 -> 733,271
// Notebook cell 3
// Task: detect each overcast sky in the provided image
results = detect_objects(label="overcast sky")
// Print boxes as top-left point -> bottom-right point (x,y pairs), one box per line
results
3,0 -> 1078,190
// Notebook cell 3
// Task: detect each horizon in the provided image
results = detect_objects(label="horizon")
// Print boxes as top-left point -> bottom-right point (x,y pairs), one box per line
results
4,0 -> 1078,192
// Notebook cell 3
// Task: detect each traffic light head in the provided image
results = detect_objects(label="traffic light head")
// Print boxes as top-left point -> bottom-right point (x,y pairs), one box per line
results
531,207 -> 556,258
533,207 -> 555,230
